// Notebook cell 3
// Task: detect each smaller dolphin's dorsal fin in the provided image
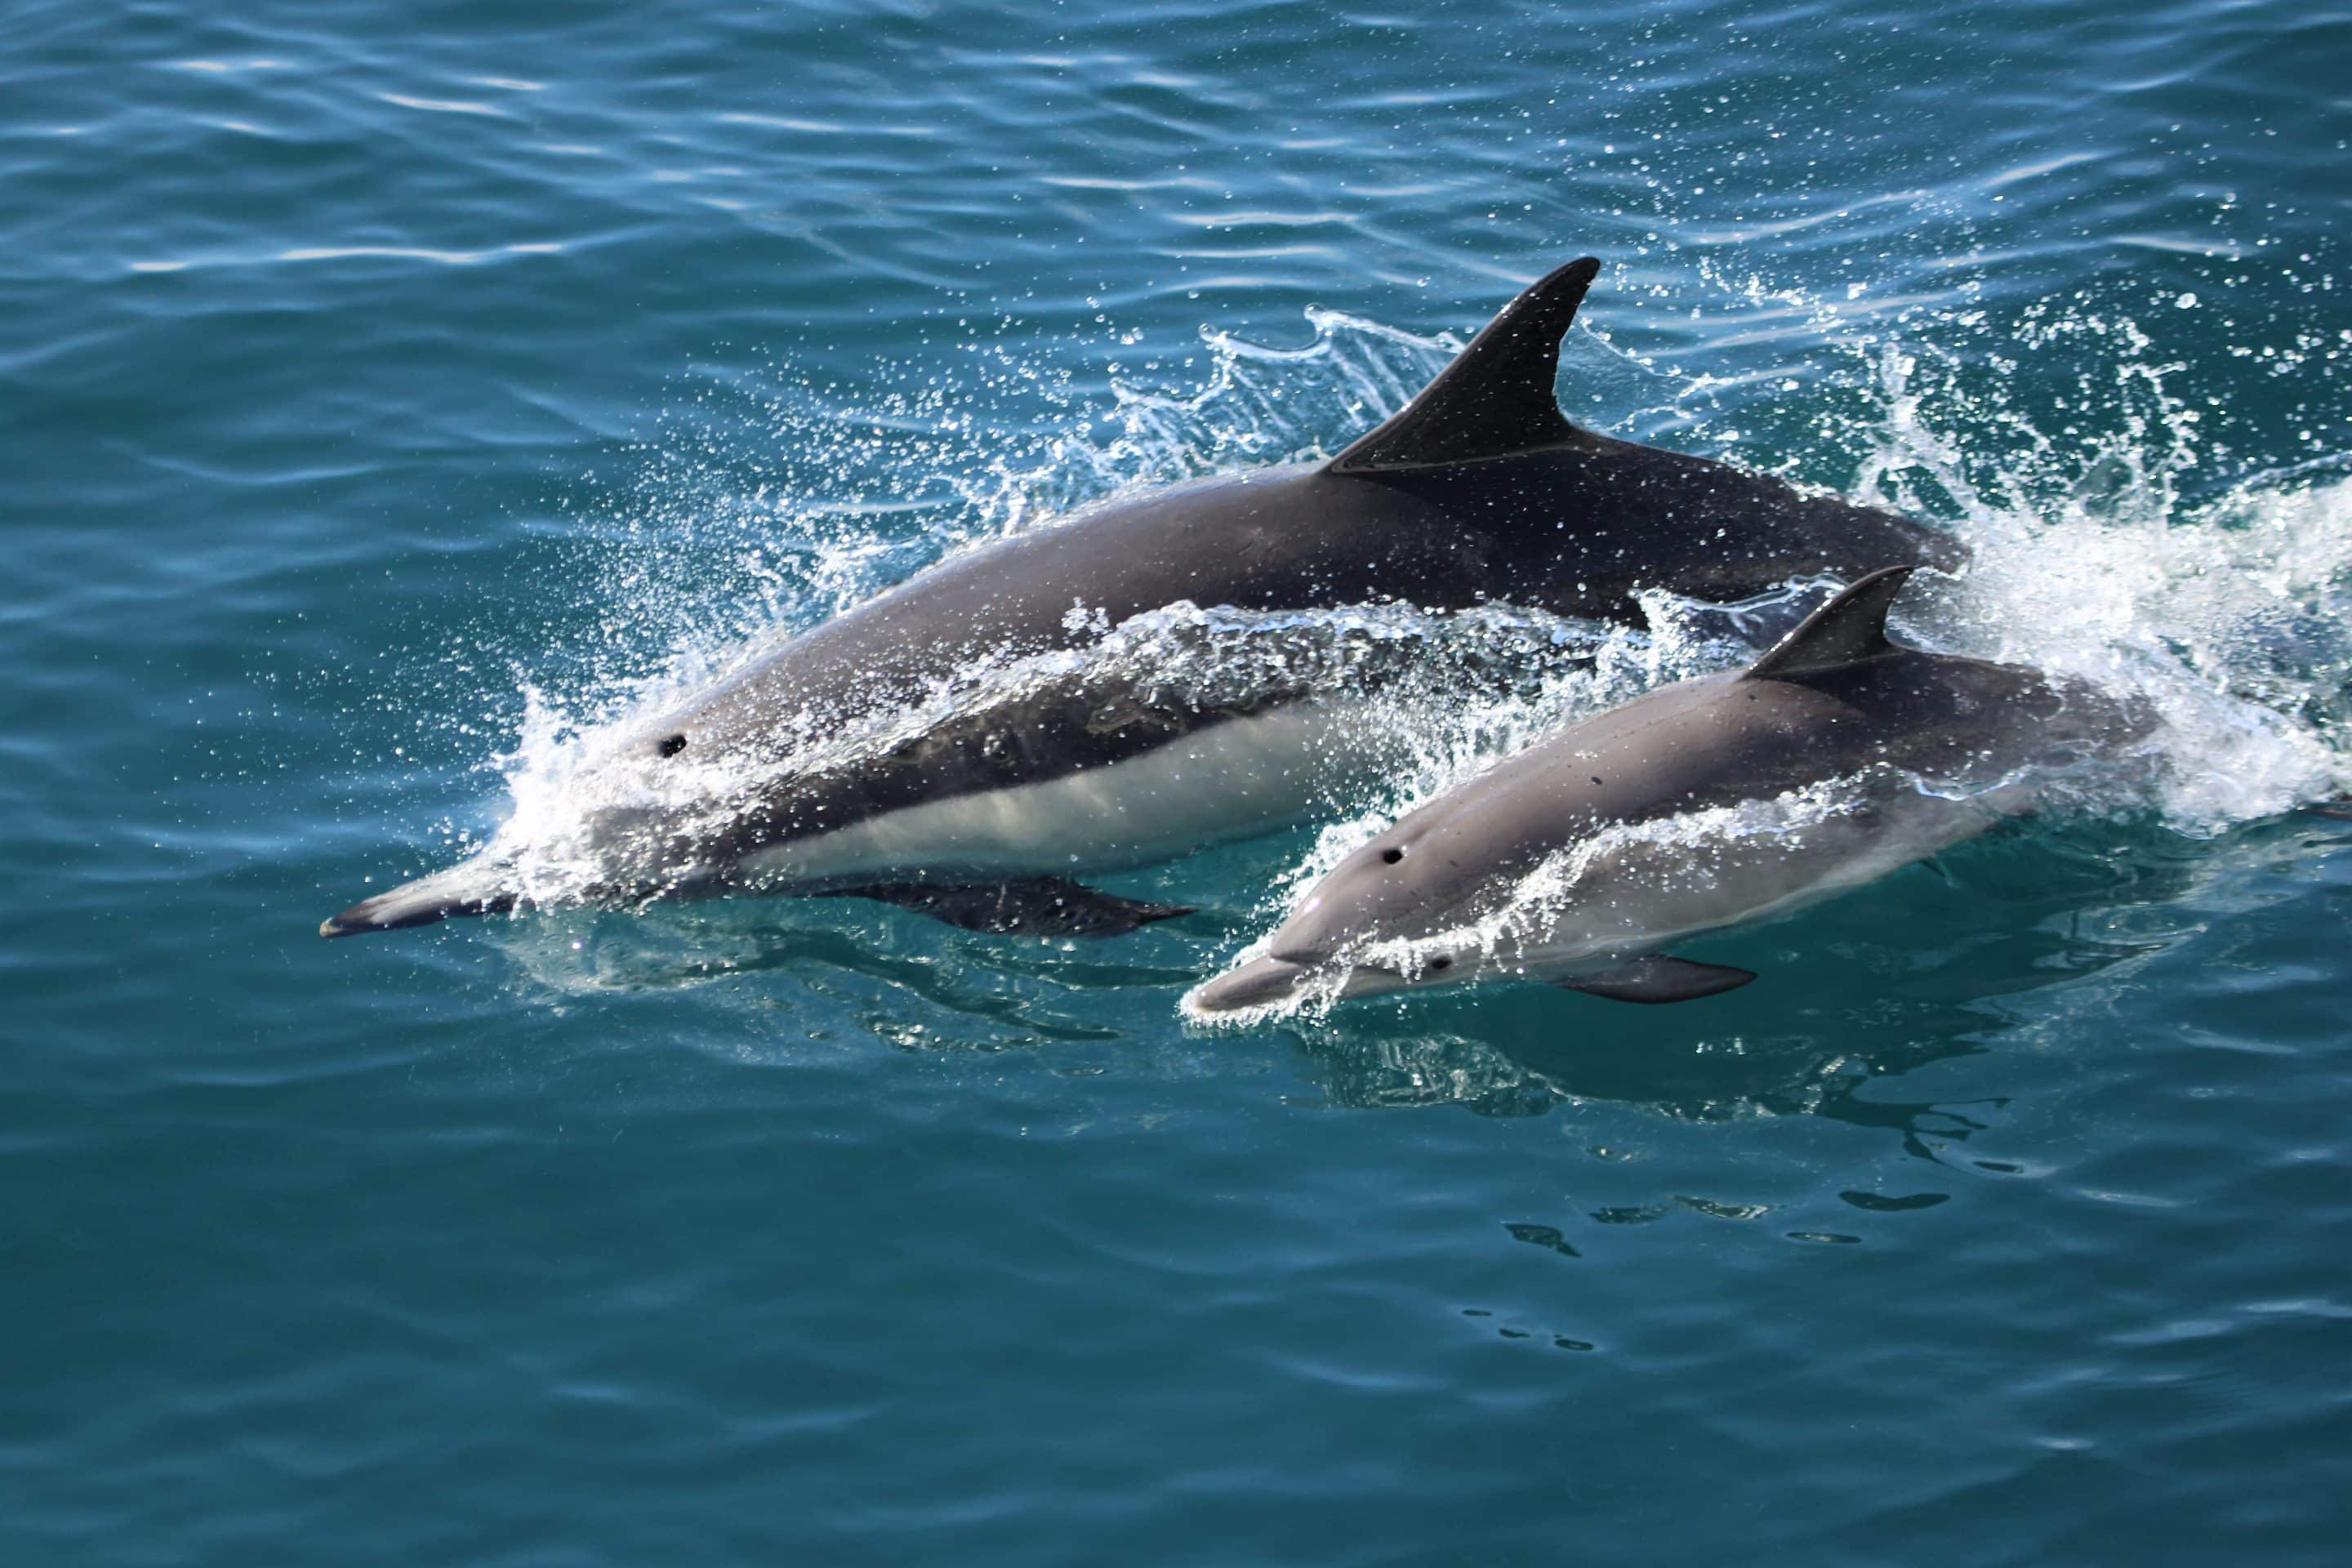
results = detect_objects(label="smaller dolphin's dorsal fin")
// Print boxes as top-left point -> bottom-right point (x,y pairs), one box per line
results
1744,566 -> 1916,682
1328,257 -> 1603,473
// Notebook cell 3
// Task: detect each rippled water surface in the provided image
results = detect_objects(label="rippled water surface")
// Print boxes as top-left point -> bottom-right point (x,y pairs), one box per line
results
7,1 -> 2351,1561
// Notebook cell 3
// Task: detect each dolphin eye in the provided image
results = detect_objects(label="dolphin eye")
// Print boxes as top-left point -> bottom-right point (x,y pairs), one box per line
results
657,733 -> 688,758
1381,846 -> 1405,864
1427,956 -> 1453,972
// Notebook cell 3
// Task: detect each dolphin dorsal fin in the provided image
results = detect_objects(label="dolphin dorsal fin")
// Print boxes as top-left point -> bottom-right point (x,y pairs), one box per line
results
1743,566 -> 1917,682
1327,257 -> 1603,474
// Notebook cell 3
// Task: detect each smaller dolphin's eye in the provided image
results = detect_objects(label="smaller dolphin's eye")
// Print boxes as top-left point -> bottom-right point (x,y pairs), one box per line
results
1381,846 -> 1405,864
1427,956 -> 1453,972
657,733 -> 688,758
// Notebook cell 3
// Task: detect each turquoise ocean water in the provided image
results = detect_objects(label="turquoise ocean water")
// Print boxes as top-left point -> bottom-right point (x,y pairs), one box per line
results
7,1 -> 2351,1560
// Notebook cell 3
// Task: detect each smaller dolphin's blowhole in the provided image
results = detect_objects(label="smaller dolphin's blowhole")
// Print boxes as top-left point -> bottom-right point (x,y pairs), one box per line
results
657,733 -> 688,758
1381,847 -> 1405,864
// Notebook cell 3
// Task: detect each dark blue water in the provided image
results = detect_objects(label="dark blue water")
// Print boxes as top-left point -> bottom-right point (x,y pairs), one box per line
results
7,1 -> 2352,1561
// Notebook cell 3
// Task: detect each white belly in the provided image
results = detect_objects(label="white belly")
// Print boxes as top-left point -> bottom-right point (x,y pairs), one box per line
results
1517,786 -> 2013,974
743,702 -> 1374,886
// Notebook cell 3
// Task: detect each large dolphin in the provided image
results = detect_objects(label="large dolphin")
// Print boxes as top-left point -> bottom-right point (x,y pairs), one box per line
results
1190,567 -> 2147,1013
325,258 -> 1962,938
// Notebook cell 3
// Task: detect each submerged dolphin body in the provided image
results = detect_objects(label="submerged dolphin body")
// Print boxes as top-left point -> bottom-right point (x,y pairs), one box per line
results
1190,568 -> 2147,1013
325,258 -> 1962,938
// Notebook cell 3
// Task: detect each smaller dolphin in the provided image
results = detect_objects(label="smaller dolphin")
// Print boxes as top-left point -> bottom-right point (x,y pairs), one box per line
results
1189,567 -> 2145,1015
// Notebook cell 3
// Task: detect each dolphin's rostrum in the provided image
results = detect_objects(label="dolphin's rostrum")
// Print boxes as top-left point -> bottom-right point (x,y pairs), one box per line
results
326,258 -> 1962,939
1188,567 -> 2149,1015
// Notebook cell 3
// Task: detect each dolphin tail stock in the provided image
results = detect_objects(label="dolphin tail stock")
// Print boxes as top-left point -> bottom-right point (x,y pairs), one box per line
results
321,853 -> 519,938
1552,956 -> 1757,1004
835,876 -> 1195,937
1325,256 -> 1604,474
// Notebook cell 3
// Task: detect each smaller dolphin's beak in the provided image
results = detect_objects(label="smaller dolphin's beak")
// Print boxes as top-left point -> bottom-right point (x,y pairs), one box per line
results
321,858 -> 517,938
1190,954 -> 1311,1014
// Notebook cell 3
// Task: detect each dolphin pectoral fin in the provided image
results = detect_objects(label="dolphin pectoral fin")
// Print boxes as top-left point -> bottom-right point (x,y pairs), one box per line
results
835,877 -> 1194,938
1554,956 -> 1757,1004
